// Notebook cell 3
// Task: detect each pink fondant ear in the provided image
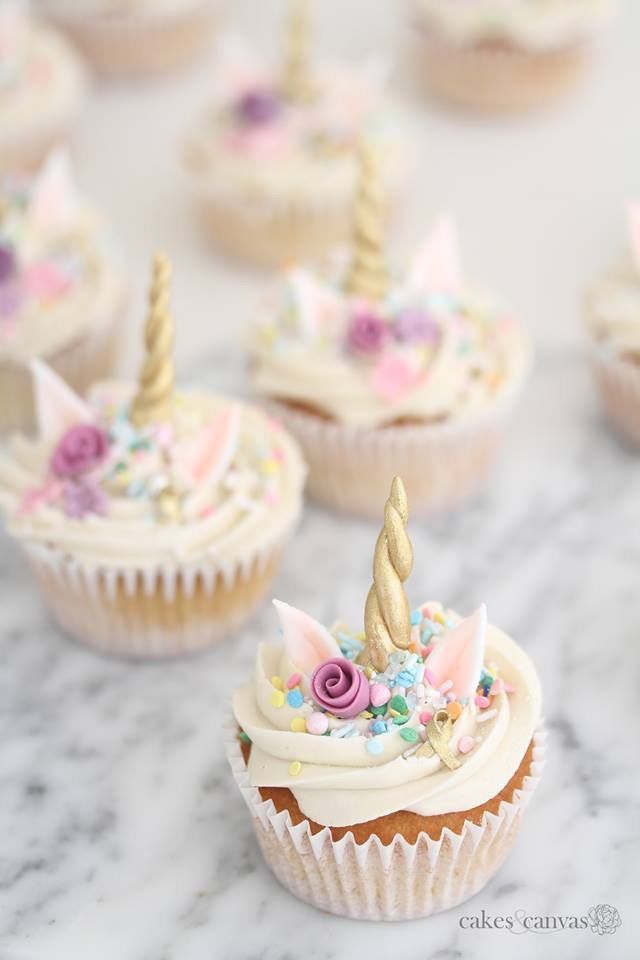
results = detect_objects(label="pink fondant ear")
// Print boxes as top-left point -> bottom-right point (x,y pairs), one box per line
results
426,605 -> 486,702
30,360 -> 93,443
273,599 -> 341,674
628,203 -> 640,271
29,149 -> 78,234
179,405 -> 240,489
408,215 -> 462,295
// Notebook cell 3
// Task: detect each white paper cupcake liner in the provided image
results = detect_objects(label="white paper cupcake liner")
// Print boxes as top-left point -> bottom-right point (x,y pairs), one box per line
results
0,280 -> 126,434
412,27 -> 591,112
588,341 -> 640,447
224,710 -> 547,921
263,396 -> 515,518
48,2 -> 218,79
21,532 -> 291,659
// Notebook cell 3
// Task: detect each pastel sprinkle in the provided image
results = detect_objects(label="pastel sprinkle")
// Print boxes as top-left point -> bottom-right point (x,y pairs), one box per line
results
287,689 -> 304,708
458,736 -> 476,755
399,727 -> 419,743
393,715 -> 409,725
306,712 -> 328,735
270,689 -> 286,708
372,720 -> 387,735
290,717 -> 306,733
424,669 -> 437,686
410,609 -> 422,626
446,701 -> 463,720
419,711 -> 433,725
475,695 -> 491,709
389,695 -> 409,715
370,683 -> 391,707
366,739 -> 384,756
286,673 -> 302,689
271,676 -> 284,691
288,760 -> 302,777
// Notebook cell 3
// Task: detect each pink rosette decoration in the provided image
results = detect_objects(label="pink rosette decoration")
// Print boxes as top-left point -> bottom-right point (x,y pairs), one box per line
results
310,657 -> 370,719
50,425 -> 109,479
346,308 -> 389,356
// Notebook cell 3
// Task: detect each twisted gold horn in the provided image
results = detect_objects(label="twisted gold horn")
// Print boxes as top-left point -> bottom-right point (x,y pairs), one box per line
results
282,0 -> 315,103
130,253 -> 175,428
344,142 -> 389,304
360,477 -> 413,672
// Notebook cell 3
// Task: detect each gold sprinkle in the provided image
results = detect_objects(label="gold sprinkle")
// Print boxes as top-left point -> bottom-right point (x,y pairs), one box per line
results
290,717 -> 306,733
271,676 -> 284,690
288,760 -> 302,777
271,690 -> 286,708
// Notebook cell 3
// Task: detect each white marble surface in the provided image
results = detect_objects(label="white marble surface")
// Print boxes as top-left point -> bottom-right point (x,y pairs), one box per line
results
3,0 -> 640,958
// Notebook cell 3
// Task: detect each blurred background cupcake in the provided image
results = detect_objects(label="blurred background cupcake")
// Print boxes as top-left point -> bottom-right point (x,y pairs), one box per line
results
36,0 -> 219,79
185,0 -> 407,267
0,254 -> 306,658
586,204 -> 640,447
248,145 -> 531,517
0,0 -> 86,172
409,0 -> 614,113
0,150 -> 126,433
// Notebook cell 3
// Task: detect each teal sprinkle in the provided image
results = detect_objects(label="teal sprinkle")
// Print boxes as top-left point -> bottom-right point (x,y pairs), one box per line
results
410,609 -> 422,626
393,715 -> 409,726
399,727 -> 419,743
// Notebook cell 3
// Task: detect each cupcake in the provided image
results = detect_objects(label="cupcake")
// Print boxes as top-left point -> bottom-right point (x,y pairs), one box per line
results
36,0 -> 218,79
0,0 -> 86,172
0,150 -> 127,433
185,1 -> 406,267
586,204 -> 640,447
227,477 -> 545,921
410,0 -> 614,113
0,254 -> 306,659
249,145 -> 531,518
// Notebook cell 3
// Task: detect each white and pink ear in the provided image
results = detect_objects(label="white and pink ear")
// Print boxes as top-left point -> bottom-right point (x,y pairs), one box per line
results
273,599 -> 341,674
426,604 -> 486,702
628,203 -> 640,272
29,149 -> 79,234
408,215 -> 462,296
177,405 -> 240,490
30,360 -> 93,443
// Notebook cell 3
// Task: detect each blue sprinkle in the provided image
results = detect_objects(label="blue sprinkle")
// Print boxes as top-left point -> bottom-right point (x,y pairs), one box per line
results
366,738 -> 384,756
410,609 -> 422,626
287,690 -> 304,708
331,723 -> 354,739
421,622 -> 435,641
372,720 -> 387,735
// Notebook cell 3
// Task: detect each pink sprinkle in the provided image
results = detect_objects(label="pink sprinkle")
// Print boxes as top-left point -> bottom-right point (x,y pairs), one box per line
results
265,489 -> 279,506
419,711 -> 433,725
475,695 -> 491,709
273,446 -> 285,462
458,736 -> 476,755
424,669 -> 437,686
287,673 -> 301,690
370,683 -> 391,707
490,679 -> 504,696
504,681 -> 516,694
421,645 -> 433,659
421,605 -> 433,618
440,680 -> 453,694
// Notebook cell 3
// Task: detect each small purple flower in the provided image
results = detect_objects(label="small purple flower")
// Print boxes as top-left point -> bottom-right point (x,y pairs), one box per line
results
50,424 -> 109,479
0,244 -> 17,284
0,279 -> 24,320
235,89 -> 281,126
346,309 -> 390,355
310,657 -> 371,719
394,308 -> 440,345
62,478 -> 108,520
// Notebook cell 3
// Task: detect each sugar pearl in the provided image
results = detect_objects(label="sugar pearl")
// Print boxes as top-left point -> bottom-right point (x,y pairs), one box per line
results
369,683 -> 391,707
458,736 -> 476,755
306,712 -> 329,735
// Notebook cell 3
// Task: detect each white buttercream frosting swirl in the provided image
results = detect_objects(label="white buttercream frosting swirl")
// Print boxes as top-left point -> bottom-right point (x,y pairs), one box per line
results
413,0 -> 613,49
233,602 -> 541,826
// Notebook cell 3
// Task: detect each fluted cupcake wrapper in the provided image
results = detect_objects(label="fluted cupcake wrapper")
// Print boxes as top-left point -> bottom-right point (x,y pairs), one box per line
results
412,26 -> 591,113
588,341 -> 640,448
48,2 -> 218,79
0,283 -> 125,435
224,710 -> 547,922
20,529 -> 293,660
263,397 -> 516,519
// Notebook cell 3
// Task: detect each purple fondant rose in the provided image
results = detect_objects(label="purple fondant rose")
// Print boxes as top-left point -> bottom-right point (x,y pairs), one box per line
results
0,244 -> 17,284
235,89 -> 281,125
346,309 -> 390,355
394,308 -> 440,345
310,657 -> 370,719
50,424 -> 109,479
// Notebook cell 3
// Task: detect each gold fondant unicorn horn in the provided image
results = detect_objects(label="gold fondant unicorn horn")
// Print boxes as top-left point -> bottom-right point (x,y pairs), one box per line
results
360,477 -> 414,673
282,0 -> 315,103
344,142 -> 389,303
130,253 -> 175,428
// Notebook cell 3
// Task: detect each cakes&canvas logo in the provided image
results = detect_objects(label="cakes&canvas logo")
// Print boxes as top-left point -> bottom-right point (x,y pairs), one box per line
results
459,905 -> 622,936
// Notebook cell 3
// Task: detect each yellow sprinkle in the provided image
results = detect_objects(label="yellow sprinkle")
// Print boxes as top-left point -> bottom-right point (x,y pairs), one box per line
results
434,610 -> 447,625
270,689 -> 286,708
262,459 -> 279,475
289,760 -> 302,777
271,676 -> 284,690
360,711 -> 373,720
388,708 -> 401,718
290,717 -> 306,733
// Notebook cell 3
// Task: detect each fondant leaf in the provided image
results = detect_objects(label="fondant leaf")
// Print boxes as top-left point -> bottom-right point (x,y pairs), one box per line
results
426,604 -> 486,702
179,405 -> 240,490
273,599 -> 341,674
628,203 -> 640,272
29,149 -> 79,234
30,359 -> 93,443
408,215 -> 462,295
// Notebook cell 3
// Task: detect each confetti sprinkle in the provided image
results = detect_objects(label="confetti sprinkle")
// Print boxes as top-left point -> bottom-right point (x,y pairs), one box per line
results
270,689 -> 286,708
287,689 -> 304,708
306,712 -> 328,735
288,761 -> 302,776
290,717 -> 306,733
458,736 -> 476,754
